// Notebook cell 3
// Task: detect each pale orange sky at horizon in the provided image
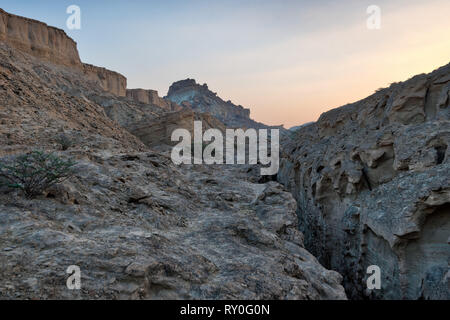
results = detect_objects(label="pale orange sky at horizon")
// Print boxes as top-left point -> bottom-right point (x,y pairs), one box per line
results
205,1 -> 450,128
3,0 -> 449,128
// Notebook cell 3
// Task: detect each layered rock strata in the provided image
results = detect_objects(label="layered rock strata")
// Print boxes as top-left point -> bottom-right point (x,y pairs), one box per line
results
166,79 -> 274,129
126,89 -> 181,111
0,8 -> 126,97
129,109 -> 226,147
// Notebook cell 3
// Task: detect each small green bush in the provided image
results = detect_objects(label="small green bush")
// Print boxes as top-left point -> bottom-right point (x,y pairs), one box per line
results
56,134 -> 73,151
0,151 -> 76,198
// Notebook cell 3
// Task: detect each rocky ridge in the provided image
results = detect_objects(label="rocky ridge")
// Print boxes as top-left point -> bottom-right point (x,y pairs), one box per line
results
165,79 -> 278,129
126,89 -> 181,112
0,8 -> 81,68
0,8 -> 127,97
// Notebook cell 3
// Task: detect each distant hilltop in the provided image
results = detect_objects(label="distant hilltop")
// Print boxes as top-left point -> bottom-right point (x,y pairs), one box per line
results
166,78 -> 279,129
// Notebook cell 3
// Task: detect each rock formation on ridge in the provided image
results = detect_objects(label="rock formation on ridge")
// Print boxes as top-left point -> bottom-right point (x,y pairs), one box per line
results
165,78 -> 278,129
0,8 -> 127,97
126,88 -> 181,112
0,8 -> 81,67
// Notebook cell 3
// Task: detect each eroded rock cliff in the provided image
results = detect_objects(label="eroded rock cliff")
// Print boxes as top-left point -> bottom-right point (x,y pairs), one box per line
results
0,8 -> 127,97
165,79 -> 274,129
83,64 -> 127,97
129,109 -> 226,147
126,88 -> 181,111
0,8 -> 81,67
278,63 -> 450,299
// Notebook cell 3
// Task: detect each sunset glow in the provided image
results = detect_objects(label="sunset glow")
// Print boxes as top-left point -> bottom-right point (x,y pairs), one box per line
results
3,0 -> 449,127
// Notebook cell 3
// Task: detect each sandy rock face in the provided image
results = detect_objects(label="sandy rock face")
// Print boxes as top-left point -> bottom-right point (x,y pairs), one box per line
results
128,109 -> 226,147
83,64 -> 127,97
129,109 -> 198,146
0,9 -> 81,68
278,63 -> 450,299
126,89 -> 181,111
0,9 -> 127,97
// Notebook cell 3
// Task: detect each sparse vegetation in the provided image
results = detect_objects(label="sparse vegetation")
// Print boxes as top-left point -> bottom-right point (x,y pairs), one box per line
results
0,151 -> 76,198
56,133 -> 73,151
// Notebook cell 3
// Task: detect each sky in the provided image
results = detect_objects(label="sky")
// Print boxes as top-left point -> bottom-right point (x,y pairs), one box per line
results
2,0 -> 450,128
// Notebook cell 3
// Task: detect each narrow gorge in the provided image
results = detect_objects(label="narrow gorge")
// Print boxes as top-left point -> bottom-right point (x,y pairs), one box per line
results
0,8 -> 448,300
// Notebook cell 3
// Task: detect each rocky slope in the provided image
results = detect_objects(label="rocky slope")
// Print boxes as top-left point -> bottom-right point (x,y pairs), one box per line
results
0,152 -> 346,299
165,79 -> 277,129
0,9 -> 346,300
129,109 -> 227,147
278,63 -> 450,299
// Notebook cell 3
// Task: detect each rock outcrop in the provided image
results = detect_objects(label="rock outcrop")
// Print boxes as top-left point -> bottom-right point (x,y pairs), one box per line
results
166,79 -> 274,129
126,89 -> 181,111
0,8 -> 81,68
0,149 -> 346,299
83,64 -> 127,97
278,63 -> 450,299
0,8 -> 127,97
129,109 -> 226,147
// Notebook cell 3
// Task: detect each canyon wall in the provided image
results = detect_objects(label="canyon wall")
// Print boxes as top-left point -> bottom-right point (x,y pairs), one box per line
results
129,109 -> 196,146
126,89 -> 181,111
0,8 -> 81,67
128,109 -> 226,146
83,64 -> 127,97
0,8 -> 126,97
278,63 -> 450,299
